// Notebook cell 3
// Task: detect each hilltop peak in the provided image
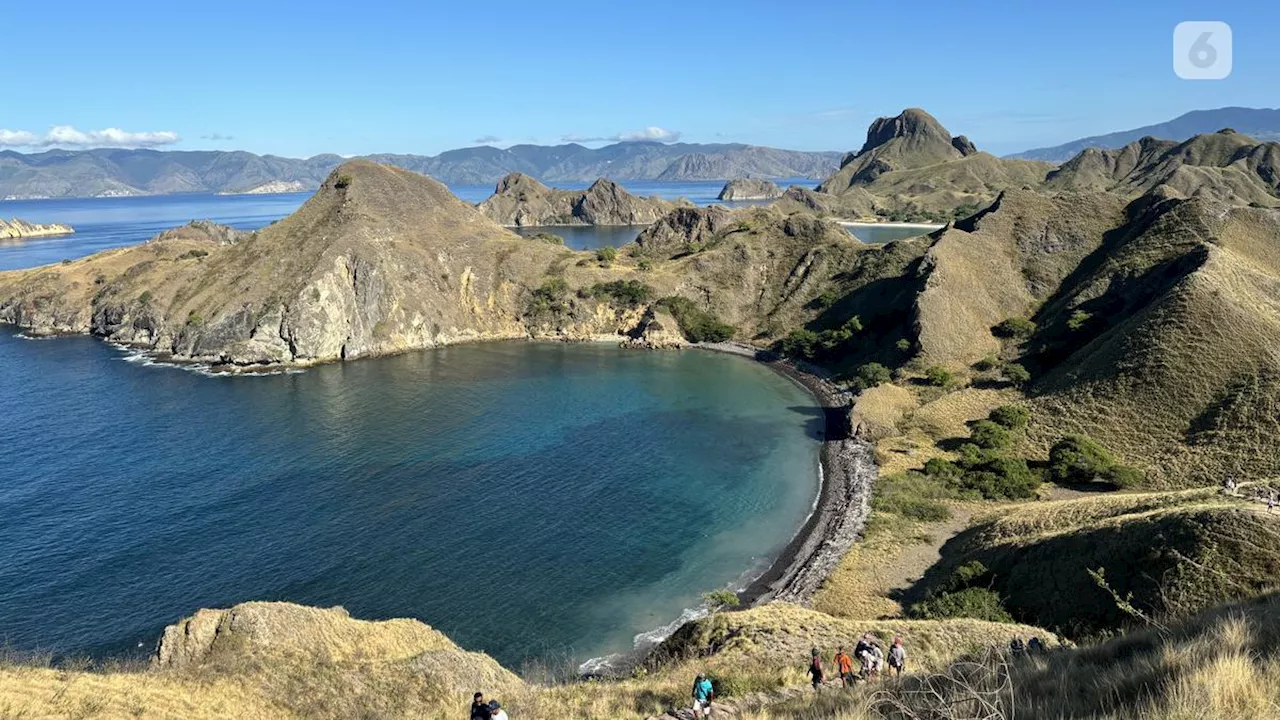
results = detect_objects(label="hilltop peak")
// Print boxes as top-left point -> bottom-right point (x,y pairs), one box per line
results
860,108 -> 960,154
493,172 -> 549,195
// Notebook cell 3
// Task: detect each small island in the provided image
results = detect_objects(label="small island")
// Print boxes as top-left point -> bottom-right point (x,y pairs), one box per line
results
1,217 -> 75,240
717,178 -> 783,201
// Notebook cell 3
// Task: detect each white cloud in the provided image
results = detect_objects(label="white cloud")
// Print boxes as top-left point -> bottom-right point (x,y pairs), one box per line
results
0,125 -> 181,149
562,126 -> 682,144
201,133 -> 235,141
473,135 -> 502,144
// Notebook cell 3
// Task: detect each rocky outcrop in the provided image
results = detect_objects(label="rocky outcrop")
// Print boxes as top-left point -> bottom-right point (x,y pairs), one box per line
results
0,217 -> 74,240
634,206 -> 736,259
622,308 -> 687,348
812,108 -> 1052,219
717,178 -> 783,201
477,173 -> 692,226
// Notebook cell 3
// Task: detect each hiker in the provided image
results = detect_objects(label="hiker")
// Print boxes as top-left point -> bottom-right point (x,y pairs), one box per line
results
691,673 -> 714,717
470,692 -> 493,720
1028,636 -> 1045,654
855,634 -> 876,680
1270,495 -> 1276,513
1010,637 -> 1026,657
834,646 -> 855,687
1224,478 -> 1237,495
807,649 -> 825,689
488,700 -> 509,720
888,636 -> 907,677
870,641 -> 885,678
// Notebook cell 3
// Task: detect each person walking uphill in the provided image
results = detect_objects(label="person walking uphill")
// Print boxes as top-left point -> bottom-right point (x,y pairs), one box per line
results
834,646 -> 855,687
888,636 -> 906,677
470,692 -> 492,720
808,648 -> 825,689
692,673 -> 715,717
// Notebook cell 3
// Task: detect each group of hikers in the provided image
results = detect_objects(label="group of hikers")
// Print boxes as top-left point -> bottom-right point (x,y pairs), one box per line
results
1222,479 -> 1278,511
469,692 -> 509,720
1009,636 -> 1048,657
807,635 -> 907,689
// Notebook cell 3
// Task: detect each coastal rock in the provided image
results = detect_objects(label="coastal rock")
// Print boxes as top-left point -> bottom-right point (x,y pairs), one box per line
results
477,173 -> 692,226
0,217 -> 74,240
717,178 -> 783,201
622,308 -> 687,349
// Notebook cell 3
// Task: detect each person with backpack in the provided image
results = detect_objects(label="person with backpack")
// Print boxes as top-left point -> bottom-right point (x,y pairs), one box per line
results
691,673 -> 714,717
887,636 -> 907,677
1028,636 -> 1045,654
807,648 -> 825,689
1010,637 -> 1026,658
487,700 -> 509,720
470,692 -> 492,720
834,646 -> 855,687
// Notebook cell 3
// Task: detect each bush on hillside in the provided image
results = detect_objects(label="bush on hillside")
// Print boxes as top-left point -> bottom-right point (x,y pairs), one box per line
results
777,316 -> 863,362
587,280 -> 651,307
526,278 -> 571,318
595,246 -> 618,265
970,420 -> 1012,451
656,296 -> 735,343
1047,435 -> 1144,488
989,404 -> 1030,431
973,355 -> 999,372
924,447 -> 1040,501
909,561 -> 1013,623
1003,362 -> 1032,387
924,365 -> 956,388
852,362 -> 892,391
993,317 -> 1037,339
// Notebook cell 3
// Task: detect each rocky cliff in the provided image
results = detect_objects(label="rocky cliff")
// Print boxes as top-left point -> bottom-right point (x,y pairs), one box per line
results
799,108 -> 1051,220
477,173 -> 691,226
717,178 -> 783,201
0,217 -> 74,239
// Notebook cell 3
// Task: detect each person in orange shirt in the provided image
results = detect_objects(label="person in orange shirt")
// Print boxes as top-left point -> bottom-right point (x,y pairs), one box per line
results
834,646 -> 855,687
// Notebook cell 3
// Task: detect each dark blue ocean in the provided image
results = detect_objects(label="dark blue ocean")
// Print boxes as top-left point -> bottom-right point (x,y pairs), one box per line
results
0,189 -> 823,670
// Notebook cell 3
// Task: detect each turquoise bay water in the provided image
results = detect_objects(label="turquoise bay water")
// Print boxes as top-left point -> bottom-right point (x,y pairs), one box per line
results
0,335 -> 819,668
0,189 -> 825,668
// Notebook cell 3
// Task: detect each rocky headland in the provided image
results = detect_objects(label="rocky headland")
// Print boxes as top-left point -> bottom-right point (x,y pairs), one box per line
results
477,173 -> 692,226
717,178 -> 783,201
0,217 -> 75,240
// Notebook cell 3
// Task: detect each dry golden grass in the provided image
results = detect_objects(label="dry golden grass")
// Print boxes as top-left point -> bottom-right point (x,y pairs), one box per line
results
851,383 -> 918,440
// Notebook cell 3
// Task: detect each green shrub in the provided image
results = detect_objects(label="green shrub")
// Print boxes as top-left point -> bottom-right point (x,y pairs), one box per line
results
656,296 -> 735,343
973,355 -> 999,372
334,174 -> 353,189
909,562 -> 1013,623
970,420 -> 1012,451
1003,362 -> 1031,387
185,312 -> 204,327
993,317 -> 1036,339
924,365 -> 956,388
1047,435 -> 1143,488
911,587 -> 1013,623
988,404 -> 1030,431
1067,309 -> 1093,331
178,249 -> 209,260
947,449 -> 1040,500
595,246 -> 618,264
852,362 -> 892,391
637,259 -> 652,271
529,232 -> 564,245
526,278 -> 571,318
777,316 -> 863,361
702,589 -> 740,612
137,291 -> 152,307
811,290 -> 840,309
923,457 -> 963,481
896,338 -> 912,353
588,280 -> 652,307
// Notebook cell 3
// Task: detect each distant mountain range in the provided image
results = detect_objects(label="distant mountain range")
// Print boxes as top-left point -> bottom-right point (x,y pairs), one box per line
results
1010,107 -> 1280,162
0,142 -> 842,200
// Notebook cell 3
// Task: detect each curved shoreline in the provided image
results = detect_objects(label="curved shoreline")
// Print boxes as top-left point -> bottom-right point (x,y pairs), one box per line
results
693,342 -> 877,606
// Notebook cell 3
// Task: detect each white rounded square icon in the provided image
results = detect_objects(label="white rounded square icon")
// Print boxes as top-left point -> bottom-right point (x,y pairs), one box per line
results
1174,21 -> 1232,80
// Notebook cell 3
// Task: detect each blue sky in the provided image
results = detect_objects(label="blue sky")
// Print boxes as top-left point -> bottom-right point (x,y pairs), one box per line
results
2,0 -> 1276,157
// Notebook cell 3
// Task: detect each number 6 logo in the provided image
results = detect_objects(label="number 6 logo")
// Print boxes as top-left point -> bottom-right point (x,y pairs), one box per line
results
1175,22 -> 1232,80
